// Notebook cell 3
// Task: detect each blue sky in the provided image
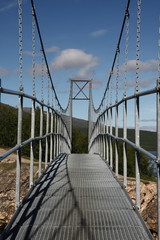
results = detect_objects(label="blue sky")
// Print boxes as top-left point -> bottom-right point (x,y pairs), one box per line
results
0,0 -> 159,131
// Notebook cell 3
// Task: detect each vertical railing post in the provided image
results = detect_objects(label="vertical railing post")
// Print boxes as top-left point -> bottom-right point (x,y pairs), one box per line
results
50,109 -> 53,162
88,81 -> 92,150
99,121 -> 101,155
56,115 -> 59,155
110,108 -> 113,169
59,118 -> 61,154
30,99 -> 35,188
53,113 -> 57,158
45,107 -> 49,168
106,110 -> 109,162
157,79 -> 160,240
15,95 -> 23,209
0,78 -> 1,104
135,93 -> 140,210
103,114 -> 106,159
123,95 -> 127,188
39,104 -> 43,177
70,80 -> 73,142
115,105 -> 118,176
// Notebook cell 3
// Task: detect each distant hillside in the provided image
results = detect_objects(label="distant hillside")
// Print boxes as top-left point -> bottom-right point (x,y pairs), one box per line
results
118,128 -> 156,152
71,118 -> 156,152
0,103 -> 157,152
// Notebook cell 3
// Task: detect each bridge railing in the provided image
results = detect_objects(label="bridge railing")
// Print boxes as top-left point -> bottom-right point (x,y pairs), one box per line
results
89,79 -> 160,238
0,86 -> 71,209
0,0 -> 72,210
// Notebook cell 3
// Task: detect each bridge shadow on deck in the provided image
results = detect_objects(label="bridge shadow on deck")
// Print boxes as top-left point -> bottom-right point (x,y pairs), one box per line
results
1,154 -> 95,240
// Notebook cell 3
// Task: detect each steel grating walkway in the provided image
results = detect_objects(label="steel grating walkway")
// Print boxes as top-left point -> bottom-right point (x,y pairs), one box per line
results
1,153 -> 153,240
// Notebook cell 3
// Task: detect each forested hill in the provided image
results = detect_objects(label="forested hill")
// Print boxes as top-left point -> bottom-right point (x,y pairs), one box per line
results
0,103 -> 157,153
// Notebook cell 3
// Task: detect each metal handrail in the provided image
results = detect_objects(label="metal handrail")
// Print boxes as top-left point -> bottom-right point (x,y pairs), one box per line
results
89,87 -> 159,141
89,80 -> 160,239
0,86 -> 71,209
0,133 -> 71,162
0,87 -> 71,140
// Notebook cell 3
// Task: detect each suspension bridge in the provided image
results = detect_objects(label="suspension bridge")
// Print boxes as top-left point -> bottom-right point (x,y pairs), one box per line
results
0,0 -> 160,239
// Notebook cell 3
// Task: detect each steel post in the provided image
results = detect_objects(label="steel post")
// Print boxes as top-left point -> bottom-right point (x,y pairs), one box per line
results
110,108 -> 113,168
54,113 -> 57,158
45,107 -> 49,168
0,79 -> 1,104
15,95 -> 23,209
30,99 -> 35,188
70,80 -> 73,142
56,116 -> 59,155
157,79 -> 160,240
50,110 -> 53,161
106,110 -> 109,162
135,94 -> 140,210
88,81 -> 92,150
39,104 -> 43,177
123,97 -> 127,188
115,105 -> 118,176
103,114 -> 106,159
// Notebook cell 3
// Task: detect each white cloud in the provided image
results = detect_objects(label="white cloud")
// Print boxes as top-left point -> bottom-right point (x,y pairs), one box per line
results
0,1 -> 17,13
92,79 -> 103,88
0,0 -> 28,13
72,65 -> 96,80
0,66 -> 9,76
114,77 -> 156,90
127,78 -> 156,88
120,59 -> 158,73
45,46 -> 59,53
28,62 -> 47,77
90,29 -> 108,37
24,51 -> 33,56
52,49 -> 99,70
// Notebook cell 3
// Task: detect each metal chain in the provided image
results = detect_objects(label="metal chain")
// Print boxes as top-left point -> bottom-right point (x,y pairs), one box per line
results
41,49 -> 44,103
18,0 -> 23,91
32,8 -> 36,96
106,91 -> 109,108
135,0 -> 141,92
124,9 -> 129,95
52,88 -> 54,107
47,73 -> 50,105
110,71 -> 113,105
116,48 -> 120,102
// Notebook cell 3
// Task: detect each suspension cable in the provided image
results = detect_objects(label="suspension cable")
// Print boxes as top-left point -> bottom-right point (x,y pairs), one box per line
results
30,0 -> 69,113
92,0 -> 131,112
18,0 -> 23,91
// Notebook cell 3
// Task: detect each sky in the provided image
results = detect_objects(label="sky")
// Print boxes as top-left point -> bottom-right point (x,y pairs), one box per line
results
0,0 -> 159,131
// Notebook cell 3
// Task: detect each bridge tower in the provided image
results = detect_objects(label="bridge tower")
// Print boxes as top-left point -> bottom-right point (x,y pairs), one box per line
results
69,79 -> 92,148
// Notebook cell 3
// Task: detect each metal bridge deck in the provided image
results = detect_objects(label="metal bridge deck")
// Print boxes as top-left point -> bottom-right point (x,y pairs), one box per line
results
1,154 -> 152,240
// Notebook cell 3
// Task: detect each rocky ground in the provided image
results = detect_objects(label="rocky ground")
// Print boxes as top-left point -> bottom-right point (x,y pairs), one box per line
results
0,148 -> 39,233
127,180 -> 157,239
0,148 -> 158,239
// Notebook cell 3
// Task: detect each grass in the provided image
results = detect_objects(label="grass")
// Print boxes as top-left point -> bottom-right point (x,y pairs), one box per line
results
0,161 -> 45,171
0,162 -> 16,171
